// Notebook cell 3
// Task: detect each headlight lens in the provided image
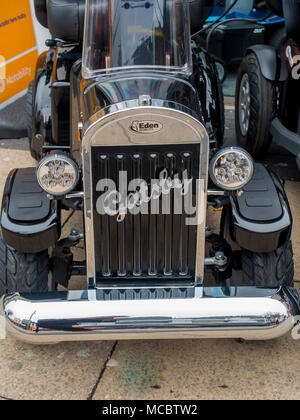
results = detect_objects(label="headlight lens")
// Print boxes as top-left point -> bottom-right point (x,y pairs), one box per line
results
37,154 -> 79,196
209,147 -> 254,191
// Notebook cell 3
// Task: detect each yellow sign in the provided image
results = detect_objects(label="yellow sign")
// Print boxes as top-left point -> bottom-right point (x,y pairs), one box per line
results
0,1 -> 38,106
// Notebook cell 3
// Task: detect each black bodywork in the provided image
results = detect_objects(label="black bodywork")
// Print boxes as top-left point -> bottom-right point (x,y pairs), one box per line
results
1,44 -> 293,287
0,0 -> 294,290
1,168 -> 60,253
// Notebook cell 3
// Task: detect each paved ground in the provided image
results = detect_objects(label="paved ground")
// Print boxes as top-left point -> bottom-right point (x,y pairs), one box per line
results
0,108 -> 299,400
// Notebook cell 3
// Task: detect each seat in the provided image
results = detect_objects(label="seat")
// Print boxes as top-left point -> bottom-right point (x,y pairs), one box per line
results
189,0 -> 214,35
34,0 -> 48,28
34,0 -> 85,42
34,0 -> 213,42
47,0 -> 86,42
265,0 -> 300,43
264,0 -> 283,17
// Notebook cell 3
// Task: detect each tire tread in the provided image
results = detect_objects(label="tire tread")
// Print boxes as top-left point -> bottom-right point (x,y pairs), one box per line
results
0,237 -> 49,296
242,241 -> 294,287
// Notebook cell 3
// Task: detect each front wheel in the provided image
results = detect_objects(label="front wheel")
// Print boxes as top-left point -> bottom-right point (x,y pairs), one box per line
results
241,241 -> 294,288
0,236 -> 53,296
235,53 -> 276,158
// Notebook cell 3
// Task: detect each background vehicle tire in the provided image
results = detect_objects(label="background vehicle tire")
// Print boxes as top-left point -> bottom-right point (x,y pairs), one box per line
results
26,82 -> 33,142
235,53 -> 276,158
0,236 -> 52,296
241,241 -> 294,287
26,82 -> 39,160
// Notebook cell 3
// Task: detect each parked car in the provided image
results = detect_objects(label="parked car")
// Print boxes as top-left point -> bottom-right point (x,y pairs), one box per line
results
0,0 -> 299,344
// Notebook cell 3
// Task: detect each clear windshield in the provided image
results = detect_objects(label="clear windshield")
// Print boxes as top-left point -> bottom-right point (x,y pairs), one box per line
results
82,0 -> 192,78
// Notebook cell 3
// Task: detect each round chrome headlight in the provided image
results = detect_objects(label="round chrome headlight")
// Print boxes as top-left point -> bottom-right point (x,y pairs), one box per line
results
37,154 -> 79,196
209,147 -> 254,191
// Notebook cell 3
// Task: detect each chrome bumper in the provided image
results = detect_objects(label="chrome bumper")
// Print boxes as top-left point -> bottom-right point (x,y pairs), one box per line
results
1,288 -> 298,344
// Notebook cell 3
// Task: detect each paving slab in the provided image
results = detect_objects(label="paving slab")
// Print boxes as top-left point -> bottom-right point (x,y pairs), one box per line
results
93,336 -> 300,400
0,338 -> 116,400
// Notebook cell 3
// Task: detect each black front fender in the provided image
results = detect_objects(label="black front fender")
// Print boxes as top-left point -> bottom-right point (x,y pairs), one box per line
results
1,168 -> 61,253
223,164 -> 292,253
247,44 -> 288,82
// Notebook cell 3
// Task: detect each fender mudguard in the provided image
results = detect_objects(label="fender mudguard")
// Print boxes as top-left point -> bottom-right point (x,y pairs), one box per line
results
1,168 -> 60,253
223,163 -> 292,254
247,44 -> 288,82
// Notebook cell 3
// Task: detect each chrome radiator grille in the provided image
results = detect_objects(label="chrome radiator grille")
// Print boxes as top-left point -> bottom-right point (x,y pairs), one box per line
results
91,144 -> 201,282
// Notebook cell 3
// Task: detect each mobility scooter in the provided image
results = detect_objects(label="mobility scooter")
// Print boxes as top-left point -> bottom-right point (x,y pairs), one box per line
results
0,0 -> 299,344
235,0 -> 300,170
200,0 -> 286,82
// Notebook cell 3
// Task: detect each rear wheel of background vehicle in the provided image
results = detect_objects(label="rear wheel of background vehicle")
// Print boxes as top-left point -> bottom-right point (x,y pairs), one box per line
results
235,53 -> 276,158
241,241 -> 294,287
0,236 -> 53,297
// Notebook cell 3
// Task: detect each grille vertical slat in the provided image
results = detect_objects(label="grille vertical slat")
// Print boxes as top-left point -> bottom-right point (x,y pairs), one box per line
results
133,214 -> 141,275
180,153 -> 192,275
180,212 -> 188,276
171,155 -> 180,276
172,213 -> 181,275
141,213 -> 149,275
117,155 -> 126,276
125,155 -> 133,275
141,156 -> 149,275
109,157 -> 118,276
156,211 -> 165,275
164,153 -> 175,275
125,212 -> 133,275
99,155 -> 111,276
92,145 -> 200,283
149,154 -> 158,275
132,154 -> 142,276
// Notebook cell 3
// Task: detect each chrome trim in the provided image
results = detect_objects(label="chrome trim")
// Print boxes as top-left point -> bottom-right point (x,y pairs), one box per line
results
1,290 -> 296,344
207,190 -> 225,196
65,191 -> 84,199
204,253 -> 227,268
82,103 -> 209,287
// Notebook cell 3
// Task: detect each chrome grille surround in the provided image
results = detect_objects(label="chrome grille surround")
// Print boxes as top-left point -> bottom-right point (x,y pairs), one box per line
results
82,101 -> 209,288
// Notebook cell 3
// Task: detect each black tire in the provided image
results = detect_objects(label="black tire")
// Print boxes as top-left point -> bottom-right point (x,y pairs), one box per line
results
26,82 -> 33,141
241,241 -> 294,287
26,82 -> 39,160
235,53 -> 276,158
0,236 -> 51,297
